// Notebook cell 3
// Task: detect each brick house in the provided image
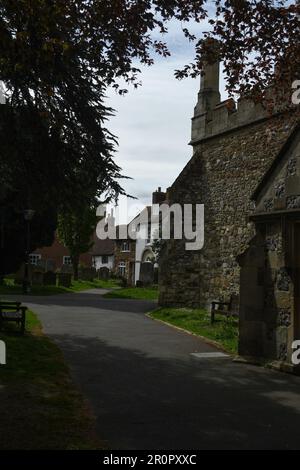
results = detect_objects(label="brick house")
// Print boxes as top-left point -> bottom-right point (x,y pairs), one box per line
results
32,233 -> 115,272
32,233 -> 93,271
113,225 -> 136,285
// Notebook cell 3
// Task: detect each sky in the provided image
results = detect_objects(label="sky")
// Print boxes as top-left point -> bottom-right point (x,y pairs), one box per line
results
105,16 -> 227,223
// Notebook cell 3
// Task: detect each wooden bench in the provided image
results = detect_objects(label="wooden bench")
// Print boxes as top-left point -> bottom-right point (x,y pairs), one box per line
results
211,294 -> 239,324
0,301 -> 27,334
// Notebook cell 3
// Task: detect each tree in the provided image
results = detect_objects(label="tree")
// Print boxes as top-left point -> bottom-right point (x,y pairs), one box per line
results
0,1 -> 298,114
0,106 -> 60,276
57,205 -> 98,280
0,1 -> 299,275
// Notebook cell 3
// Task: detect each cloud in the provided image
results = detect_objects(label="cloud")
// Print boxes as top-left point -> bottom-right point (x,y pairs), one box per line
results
105,18 -> 226,219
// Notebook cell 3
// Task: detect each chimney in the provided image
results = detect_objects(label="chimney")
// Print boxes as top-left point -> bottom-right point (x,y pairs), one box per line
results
191,39 -> 221,144
194,39 -> 220,116
152,187 -> 166,205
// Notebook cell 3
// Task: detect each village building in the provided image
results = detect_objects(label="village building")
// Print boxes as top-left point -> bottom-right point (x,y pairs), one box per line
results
31,233 -> 93,271
91,236 -> 115,272
113,225 -> 136,285
31,233 -> 115,273
158,56 -> 300,368
113,188 -> 165,285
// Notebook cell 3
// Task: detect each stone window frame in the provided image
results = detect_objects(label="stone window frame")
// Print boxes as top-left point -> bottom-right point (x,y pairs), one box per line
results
102,255 -> 108,264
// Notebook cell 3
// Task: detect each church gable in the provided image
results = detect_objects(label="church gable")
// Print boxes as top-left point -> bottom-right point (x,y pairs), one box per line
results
253,126 -> 300,214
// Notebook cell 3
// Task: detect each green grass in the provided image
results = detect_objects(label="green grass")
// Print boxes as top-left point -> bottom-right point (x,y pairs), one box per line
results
0,311 -> 103,449
0,278 -> 120,296
104,286 -> 158,300
149,307 -> 238,354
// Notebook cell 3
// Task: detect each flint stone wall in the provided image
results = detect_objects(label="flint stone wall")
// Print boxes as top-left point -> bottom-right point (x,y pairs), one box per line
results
159,111 -> 298,308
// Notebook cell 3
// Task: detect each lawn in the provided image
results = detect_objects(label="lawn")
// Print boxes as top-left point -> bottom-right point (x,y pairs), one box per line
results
149,308 -> 238,354
0,311 -> 102,450
104,286 -> 158,300
0,278 -> 120,296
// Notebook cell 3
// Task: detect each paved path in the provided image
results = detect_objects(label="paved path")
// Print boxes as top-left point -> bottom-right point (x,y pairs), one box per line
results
6,290 -> 300,449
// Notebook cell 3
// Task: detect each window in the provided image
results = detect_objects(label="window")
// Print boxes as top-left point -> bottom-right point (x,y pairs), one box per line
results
118,262 -> 126,277
121,241 -> 130,252
29,254 -> 41,265
63,256 -> 72,265
102,255 -> 108,264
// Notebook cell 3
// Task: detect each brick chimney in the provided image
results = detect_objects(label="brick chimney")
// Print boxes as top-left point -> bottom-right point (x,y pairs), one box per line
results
152,187 -> 166,205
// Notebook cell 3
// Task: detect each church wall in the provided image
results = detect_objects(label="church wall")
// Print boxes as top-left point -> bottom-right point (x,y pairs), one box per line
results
159,111 -> 298,308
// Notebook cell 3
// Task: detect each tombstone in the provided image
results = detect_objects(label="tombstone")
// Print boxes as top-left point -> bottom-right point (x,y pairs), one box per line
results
45,259 -> 56,272
43,271 -> 57,286
139,262 -> 154,286
14,264 -> 33,285
61,264 -> 74,274
98,267 -> 109,280
32,271 -> 44,286
79,267 -> 96,281
36,259 -> 46,271
57,272 -> 72,288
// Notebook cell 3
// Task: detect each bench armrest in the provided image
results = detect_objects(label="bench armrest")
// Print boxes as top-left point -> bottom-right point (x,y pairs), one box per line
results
211,301 -> 230,309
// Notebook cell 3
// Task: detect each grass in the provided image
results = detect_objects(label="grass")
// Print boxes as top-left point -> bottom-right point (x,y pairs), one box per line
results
104,286 -> 158,300
0,277 -> 120,296
149,307 -> 238,354
0,311 -> 103,450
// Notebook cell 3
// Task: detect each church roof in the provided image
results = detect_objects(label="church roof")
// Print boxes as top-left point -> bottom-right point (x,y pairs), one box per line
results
252,123 -> 300,202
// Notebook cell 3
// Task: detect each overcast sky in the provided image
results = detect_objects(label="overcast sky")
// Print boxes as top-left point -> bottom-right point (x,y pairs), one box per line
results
105,18 -> 226,222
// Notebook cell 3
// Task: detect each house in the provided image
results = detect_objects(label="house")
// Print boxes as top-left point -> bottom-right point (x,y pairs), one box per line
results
31,233 -> 93,271
112,188 -> 165,285
31,232 -> 115,273
133,188 -> 165,284
113,225 -> 136,285
159,53 -> 300,367
91,235 -> 115,271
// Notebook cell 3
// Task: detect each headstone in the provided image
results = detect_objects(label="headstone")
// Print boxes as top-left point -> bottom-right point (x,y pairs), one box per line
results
61,264 -> 74,274
45,259 -> 56,272
98,267 -> 109,280
32,271 -> 44,286
14,264 -> 33,285
57,272 -> 72,288
79,267 -> 96,281
139,262 -> 154,286
36,259 -> 46,271
43,271 -> 57,286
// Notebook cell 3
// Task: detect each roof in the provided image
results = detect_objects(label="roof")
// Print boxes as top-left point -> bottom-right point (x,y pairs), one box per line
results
91,236 -> 115,256
252,123 -> 300,201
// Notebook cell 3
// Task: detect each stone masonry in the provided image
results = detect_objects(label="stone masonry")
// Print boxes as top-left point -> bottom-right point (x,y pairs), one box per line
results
159,57 -> 299,309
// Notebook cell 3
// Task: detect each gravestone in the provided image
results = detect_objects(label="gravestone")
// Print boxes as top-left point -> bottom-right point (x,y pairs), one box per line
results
32,271 -> 44,286
36,259 -> 46,271
43,271 -> 57,286
45,259 -> 56,272
79,267 -> 96,281
61,264 -> 74,274
14,264 -> 33,285
139,262 -> 154,286
98,267 -> 109,280
57,272 -> 72,288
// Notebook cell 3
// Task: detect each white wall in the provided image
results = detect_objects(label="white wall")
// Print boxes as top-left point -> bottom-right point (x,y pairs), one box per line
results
93,255 -> 114,271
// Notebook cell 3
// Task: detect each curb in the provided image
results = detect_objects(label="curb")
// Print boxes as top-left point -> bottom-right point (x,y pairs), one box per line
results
145,312 -> 233,356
